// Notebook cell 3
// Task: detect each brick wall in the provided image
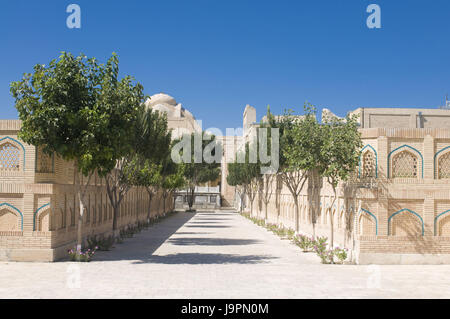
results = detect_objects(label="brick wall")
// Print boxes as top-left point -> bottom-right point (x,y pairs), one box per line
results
0,121 -> 174,261
242,127 -> 450,264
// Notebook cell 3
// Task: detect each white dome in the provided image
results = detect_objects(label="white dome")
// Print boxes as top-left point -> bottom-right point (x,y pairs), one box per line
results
147,93 -> 177,107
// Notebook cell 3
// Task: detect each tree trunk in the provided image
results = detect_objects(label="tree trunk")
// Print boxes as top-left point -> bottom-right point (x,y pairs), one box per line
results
276,188 -> 280,225
74,163 -> 89,254
330,186 -> 337,248
76,192 -> 85,252
187,186 -> 195,211
112,205 -> 119,235
171,192 -> 176,211
135,190 -> 140,225
293,196 -> 299,233
146,189 -> 153,222
239,193 -> 244,213
264,201 -> 268,222
309,169 -> 319,240
163,193 -> 167,214
309,188 -> 317,240
329,207 -> 333,248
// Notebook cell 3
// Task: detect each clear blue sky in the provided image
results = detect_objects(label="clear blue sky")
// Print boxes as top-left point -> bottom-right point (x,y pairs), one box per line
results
1,0 -> 449,133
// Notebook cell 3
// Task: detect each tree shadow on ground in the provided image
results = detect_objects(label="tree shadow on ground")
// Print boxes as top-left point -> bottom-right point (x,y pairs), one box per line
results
93,212 -> 196,262
132,253 -> 277,265
187,221 -> 224,224
92,211 -> 262,264
167,237 -> 261,246
196,213 -> 235,217
185,225 -> 231,228
193,218 -> 232,221
172,232 -> 211,235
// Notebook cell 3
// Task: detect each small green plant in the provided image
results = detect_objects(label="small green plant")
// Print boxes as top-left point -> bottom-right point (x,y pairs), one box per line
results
68,247 -> 97,262
98,235 -> 115,251
86,236 -> 98,250
87,235 -> 115,251
333,247 -> 348,264
293,234 -> 315,252
266,223 -> 278,233
285,228 -> 295,240
313,236 -> 334,264
240,212 -> 268,230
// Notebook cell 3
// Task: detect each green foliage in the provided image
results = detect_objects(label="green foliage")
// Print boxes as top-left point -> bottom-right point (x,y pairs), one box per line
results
87,235 -> 115,251
312,236 -> 333,264
311,237 -> 349,264
176,132 -> 221,210
11,52 -> 143,177
320,114 -> 363,188
241,212 -> 295,239
241,212 -> 349,264
281,104 -> 323,174
293,234 -> 315,252
11,51 -> 146,247
333,247 -> 348,264
240,212 -> 266,227
68,247 -> 96,262
161,152 -> 186,193
227,143 -> 262,212
178,132 -> 221,184
105,98 -> 172,231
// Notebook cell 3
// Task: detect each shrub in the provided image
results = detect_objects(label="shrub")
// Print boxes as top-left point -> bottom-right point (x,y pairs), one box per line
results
313,236 -> 334,264
285,228 -> 295,240
87,235 -> 115,251
266,223 -> 278,233
333,247 -> 348,264
98,235 -> 115,251
293,234 -> 314,252
68,247 -> 97,262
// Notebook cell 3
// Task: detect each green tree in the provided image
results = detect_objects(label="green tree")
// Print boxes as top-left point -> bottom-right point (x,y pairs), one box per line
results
160,159 -> 185,214
266,104 -> 318,232
320,113 -> 362,248
227,151 -> 248,213
105,104 -> 170,234
283,105 -> 326,237
135,161 -> 162,221
226,143 -> 260,215
245,142 -> 261,216
129,107 -> 171,222
10,52 -> 138,250
258,107 -> 276,221
175,132 -> 221,212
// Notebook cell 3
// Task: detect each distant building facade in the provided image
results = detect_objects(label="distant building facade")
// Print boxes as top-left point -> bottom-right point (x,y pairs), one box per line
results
145,93 -> 202,139
145,93 -> 221,209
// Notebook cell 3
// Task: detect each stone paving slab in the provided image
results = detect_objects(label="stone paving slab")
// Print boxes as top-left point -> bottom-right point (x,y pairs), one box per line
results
0,210 -> 449,298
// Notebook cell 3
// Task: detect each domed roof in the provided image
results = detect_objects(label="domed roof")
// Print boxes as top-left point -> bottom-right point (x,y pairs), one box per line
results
151,103 -> 176,117
147,93 -> 177,107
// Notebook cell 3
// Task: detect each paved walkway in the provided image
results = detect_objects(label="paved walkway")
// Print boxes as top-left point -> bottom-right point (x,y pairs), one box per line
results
0,210 -> 450,298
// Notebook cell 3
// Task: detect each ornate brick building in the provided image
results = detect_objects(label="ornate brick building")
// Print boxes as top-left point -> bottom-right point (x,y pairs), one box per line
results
236,107 -> 450,264
4,100 -> 450,264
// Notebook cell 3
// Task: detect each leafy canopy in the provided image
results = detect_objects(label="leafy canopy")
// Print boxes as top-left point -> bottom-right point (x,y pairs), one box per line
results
10,52 -> 144,177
